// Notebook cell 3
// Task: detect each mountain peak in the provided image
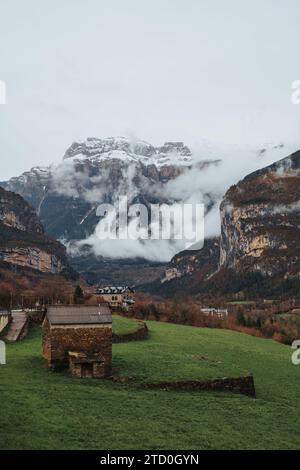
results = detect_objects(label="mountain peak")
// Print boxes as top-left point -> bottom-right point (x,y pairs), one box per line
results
63,136 -> 155,160
63,136 -> 193,167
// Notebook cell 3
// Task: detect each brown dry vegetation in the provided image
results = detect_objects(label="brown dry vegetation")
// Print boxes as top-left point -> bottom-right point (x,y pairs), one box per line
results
0,266 -> 85,309
129,294 -> 300,345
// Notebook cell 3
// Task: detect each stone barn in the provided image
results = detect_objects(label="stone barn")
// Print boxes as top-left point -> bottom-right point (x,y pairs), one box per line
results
42,305 -> 112,378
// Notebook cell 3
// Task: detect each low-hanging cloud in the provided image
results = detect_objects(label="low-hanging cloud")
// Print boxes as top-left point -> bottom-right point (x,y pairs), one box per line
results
51,139 -> 299,262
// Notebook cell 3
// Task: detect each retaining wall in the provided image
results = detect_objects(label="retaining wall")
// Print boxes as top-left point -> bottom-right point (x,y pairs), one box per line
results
144,375 -> 256,397
112,323 -> 148,343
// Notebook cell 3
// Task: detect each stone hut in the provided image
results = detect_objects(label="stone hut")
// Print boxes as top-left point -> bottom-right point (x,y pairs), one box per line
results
42,304 -> 112,378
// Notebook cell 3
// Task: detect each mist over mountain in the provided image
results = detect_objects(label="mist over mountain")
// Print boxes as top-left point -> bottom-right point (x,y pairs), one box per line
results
1,136 -> 299,284
157,150 -> 300,298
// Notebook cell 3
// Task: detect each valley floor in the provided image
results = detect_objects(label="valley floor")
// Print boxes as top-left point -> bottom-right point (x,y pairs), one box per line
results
0,320 -> 299,450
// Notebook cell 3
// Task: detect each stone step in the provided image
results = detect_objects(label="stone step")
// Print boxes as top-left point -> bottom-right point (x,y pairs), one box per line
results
4,312 -> 28,342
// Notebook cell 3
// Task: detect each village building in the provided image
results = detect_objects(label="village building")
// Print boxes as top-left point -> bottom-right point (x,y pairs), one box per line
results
95,286 -> 135,309
200,307 -> 229,319
291,308 -> 300,315
42,304 -> 112,378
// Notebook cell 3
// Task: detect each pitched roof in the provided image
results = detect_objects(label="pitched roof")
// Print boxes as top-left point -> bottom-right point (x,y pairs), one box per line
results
96,286 -> 134,294
46,304 -> 112,325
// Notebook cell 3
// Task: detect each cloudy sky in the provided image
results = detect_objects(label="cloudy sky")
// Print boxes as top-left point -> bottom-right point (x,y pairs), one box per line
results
1,0 -> 300,180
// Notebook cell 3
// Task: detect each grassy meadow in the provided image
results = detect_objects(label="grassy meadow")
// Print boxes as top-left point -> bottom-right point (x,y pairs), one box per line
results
112,314 -> 144,335
0,317 -> 299,450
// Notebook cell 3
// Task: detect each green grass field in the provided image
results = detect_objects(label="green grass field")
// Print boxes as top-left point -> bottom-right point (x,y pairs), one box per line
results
112,314 -> 143,335
0,317 -> 299,450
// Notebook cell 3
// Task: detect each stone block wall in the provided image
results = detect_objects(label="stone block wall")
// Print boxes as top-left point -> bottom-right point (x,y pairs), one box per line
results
42,320 -> 112,376
112,322 -> 148,343
144,375 -> 256,398
69,356 -> 107,378
42,317 -> 51,361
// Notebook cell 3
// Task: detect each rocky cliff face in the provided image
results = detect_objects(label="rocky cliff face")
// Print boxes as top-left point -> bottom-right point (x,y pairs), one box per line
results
3,136 -> 294,288
220,151 -> 300,279
0,187 -> 44,234
0,187 -> 76,277
161,238 -> 220,284
156,150 -> 300,297
150,238 -> 220,296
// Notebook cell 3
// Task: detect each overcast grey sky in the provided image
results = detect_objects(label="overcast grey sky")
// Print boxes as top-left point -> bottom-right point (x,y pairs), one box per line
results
0,0 -> 300,180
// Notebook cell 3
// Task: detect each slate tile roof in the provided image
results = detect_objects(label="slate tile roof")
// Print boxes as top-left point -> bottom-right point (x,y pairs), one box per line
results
46,304 -> 112,325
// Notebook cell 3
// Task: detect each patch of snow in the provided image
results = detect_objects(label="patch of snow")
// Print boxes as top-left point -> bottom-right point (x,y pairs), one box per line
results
79,207 -> 95,225
63,136 -> 194,169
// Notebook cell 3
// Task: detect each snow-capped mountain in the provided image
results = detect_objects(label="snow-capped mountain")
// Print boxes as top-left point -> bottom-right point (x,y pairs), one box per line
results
0,137 -> 220,282
63,136 -> 194,168
1,136 -> 297,285
1,137 -> 219,240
